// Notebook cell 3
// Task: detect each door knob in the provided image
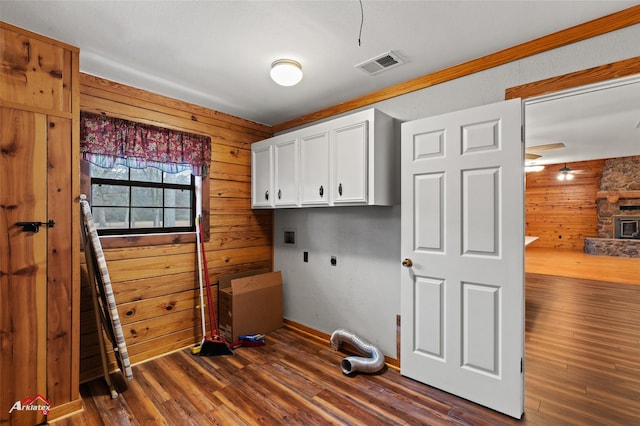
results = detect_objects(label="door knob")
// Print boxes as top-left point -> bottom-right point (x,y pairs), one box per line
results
401,258 -> 413,267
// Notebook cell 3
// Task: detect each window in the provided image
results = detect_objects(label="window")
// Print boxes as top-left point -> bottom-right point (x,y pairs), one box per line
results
79,111 -> 211,246
89,164 -> 198,236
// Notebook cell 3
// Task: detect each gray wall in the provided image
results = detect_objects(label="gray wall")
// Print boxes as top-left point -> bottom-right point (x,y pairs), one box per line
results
274,24 -> 640,358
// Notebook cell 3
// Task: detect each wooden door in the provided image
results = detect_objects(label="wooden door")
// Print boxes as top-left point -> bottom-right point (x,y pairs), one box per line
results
400,99 -> 524,418
0,107 -> 48,425
331,120 -> 368,204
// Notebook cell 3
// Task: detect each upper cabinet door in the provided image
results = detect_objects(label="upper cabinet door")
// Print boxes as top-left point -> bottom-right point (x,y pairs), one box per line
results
331,120 -> 368,205
0,26 -> 74,114
300,131 -> 330,206
251,142 -> 273,208
274,137 -> 299,207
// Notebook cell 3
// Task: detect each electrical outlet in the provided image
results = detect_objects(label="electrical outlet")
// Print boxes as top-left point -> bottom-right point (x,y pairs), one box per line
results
303,251 -> 308,262
330,256 -> 337,266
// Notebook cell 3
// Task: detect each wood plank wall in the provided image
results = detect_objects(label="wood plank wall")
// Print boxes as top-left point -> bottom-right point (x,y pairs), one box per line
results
526,159 -> 604,249
78,74 -> 273,382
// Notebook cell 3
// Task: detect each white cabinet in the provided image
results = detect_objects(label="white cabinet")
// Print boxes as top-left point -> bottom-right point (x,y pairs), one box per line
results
274,137 -> 299,206
331,120 -> 369,204
252,135 -> 299,209
251,108 -> 395,209
251,142 -> 273,208
300,131 -> 330,206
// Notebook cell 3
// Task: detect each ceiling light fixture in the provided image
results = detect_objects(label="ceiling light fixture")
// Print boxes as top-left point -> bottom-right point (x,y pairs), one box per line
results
270,59 -> 303,87
557,163 -> 574,181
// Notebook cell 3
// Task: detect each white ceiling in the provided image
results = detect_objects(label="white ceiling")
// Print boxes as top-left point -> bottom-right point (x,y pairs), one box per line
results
2,1 -> 638,164
525,75 -> 640,166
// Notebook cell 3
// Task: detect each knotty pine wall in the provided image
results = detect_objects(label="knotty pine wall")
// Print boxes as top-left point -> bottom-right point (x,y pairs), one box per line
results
526,159 -> 604,249
79,74 -> 273,382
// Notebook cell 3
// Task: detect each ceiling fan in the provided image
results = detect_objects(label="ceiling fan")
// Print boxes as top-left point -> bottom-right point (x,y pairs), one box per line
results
557,163 -> 574,180
525,142 -> 566,160
556,162 -> 589,180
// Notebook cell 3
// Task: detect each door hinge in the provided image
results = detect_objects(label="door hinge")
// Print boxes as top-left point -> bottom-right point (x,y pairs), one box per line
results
521,357 -> 524,373
521,125 -> 525,143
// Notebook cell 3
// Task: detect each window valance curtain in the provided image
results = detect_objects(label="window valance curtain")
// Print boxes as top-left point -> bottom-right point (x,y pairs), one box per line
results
80,112 -> 212,176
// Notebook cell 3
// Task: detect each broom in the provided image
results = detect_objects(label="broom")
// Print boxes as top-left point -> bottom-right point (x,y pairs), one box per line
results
191,216 -> 207,355
197,215 -> 233,356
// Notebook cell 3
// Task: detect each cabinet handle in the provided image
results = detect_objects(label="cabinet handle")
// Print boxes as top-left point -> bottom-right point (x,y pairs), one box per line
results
265,190 -> 269,200
278,189 -> 282,200
319,185 -> 324,198
338,183 -> 343,196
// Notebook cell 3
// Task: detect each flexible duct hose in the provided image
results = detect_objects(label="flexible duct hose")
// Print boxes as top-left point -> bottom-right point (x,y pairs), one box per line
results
330,329 -> 385,375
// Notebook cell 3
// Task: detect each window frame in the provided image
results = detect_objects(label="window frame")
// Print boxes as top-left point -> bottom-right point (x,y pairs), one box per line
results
80,160 -> 209,248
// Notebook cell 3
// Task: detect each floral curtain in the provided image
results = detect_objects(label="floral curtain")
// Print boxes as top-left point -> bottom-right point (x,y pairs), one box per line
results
80,112 -> 212,176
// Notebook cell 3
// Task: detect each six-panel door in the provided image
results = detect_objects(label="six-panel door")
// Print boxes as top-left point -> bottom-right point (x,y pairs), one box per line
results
400,99 -> 525,419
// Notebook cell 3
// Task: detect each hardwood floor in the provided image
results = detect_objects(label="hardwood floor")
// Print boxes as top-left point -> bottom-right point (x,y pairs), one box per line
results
524,273 -> 640,425
53,327 -> 523,425
53,256 -> 640,425
526,246 -> 639,285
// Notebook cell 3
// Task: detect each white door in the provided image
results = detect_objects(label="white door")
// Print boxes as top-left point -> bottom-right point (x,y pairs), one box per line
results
400,99 -> 524,418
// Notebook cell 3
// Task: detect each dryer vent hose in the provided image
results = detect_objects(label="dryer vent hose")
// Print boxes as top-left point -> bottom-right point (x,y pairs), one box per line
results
330,328 -> 385,375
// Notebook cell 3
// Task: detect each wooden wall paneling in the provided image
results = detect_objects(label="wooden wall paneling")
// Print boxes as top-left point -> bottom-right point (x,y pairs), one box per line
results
525,159 -> 604,249
78,73 -> 274,382
210,179 -> 251,199
116,288 -> 200,326
79,73 -> 270,135
121,309 -> 199,345
111,272 -> 198,304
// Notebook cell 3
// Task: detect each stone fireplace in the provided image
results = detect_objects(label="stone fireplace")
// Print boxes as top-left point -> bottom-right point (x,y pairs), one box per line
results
584,156 -> 640,257
615,216 -> 640,239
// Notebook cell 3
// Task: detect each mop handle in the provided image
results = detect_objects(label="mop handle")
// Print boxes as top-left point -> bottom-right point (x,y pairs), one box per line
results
195,216 -> 206,342
198,218 -> 222,338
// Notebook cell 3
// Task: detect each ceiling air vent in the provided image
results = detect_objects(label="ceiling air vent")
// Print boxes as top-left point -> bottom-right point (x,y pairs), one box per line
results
355,51 -> 405,76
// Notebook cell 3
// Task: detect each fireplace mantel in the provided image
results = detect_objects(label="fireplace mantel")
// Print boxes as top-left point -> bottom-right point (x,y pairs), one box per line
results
596,190 -> 640,203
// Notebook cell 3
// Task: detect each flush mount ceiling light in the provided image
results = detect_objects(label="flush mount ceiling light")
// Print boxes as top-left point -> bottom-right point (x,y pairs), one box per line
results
270,59 -> 303,87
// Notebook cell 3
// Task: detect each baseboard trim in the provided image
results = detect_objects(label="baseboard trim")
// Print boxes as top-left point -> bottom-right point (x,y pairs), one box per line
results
47,398 -> 83,423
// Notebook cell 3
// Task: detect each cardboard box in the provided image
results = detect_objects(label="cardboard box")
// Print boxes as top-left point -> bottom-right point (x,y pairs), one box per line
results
218,270 -> 283,343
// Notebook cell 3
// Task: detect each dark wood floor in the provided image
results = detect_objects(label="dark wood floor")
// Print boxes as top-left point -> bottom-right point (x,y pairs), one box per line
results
53,273 -> 640,425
